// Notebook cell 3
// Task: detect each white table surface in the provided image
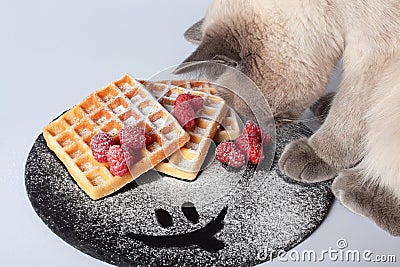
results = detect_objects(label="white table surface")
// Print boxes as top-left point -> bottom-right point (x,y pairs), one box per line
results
1,0 -> 398,266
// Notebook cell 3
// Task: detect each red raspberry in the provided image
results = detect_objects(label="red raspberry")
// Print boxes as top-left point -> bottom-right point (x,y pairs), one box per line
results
175,93 -> 204,111
189,95 -> 204,111
216,141 -> 246,168
118,126 -> 146,151
235,129 -> 266,165
248,142 -> 265,164
243,120 -> 272,145
173,102 -> 195,131
90,132 -> 113,163
234,134 -> 252,156
243,120 -> 262,142
175,93 -> 193,107
107,145 -> 129,176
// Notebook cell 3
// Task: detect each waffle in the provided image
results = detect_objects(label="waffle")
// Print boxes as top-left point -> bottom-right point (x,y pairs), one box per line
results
141,81 -> 228,180
43,74 -> 189,200
140,80 -> 241,142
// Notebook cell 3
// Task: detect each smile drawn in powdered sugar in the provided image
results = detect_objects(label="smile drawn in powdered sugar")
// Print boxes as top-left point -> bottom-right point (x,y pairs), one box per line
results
127,203 -> 228,253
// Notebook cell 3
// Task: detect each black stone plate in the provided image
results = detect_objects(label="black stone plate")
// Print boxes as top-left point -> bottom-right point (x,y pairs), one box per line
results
25,122 -> 333,266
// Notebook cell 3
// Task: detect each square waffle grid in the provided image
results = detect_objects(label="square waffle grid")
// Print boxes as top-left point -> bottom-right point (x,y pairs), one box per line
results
140,80 -> 241,142
142,81 -> 228,180
43,74 -> 189,200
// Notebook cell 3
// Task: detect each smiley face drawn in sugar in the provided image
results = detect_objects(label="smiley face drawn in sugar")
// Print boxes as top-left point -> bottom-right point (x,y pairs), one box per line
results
126,202 -> 228,253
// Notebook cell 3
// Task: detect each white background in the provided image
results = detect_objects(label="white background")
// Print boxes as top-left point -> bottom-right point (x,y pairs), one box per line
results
0,0 -> 398,266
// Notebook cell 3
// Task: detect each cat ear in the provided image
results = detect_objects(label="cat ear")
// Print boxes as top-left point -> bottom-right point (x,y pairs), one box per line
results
184,18 -> 204,44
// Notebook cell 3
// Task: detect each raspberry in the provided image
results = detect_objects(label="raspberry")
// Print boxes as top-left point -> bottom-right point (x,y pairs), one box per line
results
248,142 -> 265,164
243,120 -> 262,142
234,134 -> 253,156
235,135 -> 265,165
189,95 -> 204,111
175,93 -> 204,111
235,122 -> 266,165
90,132 -> 113,163
216,141 -> 246,168
118,126 -> 146,151
175,93 -> 193,107
173,102 -> 195,131
244,120 -> 272,146
107,145 -> 129,176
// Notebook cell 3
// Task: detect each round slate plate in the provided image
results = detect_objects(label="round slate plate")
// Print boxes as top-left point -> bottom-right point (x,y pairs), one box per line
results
25,122 -> 333,266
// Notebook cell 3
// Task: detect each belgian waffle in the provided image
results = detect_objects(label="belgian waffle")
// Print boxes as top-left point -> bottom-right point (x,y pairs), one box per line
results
140,80 -> 241,142
43,74 -> 189,200
141,81 -> 228,180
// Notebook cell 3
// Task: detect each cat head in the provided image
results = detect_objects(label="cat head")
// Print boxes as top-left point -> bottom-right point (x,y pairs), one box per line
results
180,0 -> 343,123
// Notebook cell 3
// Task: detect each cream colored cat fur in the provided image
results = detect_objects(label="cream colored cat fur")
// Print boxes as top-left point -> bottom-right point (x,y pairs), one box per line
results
182,0 -> 400,235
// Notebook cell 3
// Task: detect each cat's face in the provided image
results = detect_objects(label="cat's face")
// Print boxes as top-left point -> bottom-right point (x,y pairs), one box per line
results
181,0 -> 341,124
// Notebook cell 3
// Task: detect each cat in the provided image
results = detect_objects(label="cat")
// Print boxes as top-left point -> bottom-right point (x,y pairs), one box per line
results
180,0 -> 400,235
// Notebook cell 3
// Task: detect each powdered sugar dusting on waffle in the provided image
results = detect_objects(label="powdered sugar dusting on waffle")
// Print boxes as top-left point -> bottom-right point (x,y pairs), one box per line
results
141,80 -> 241,142
141,81 -> 228,180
